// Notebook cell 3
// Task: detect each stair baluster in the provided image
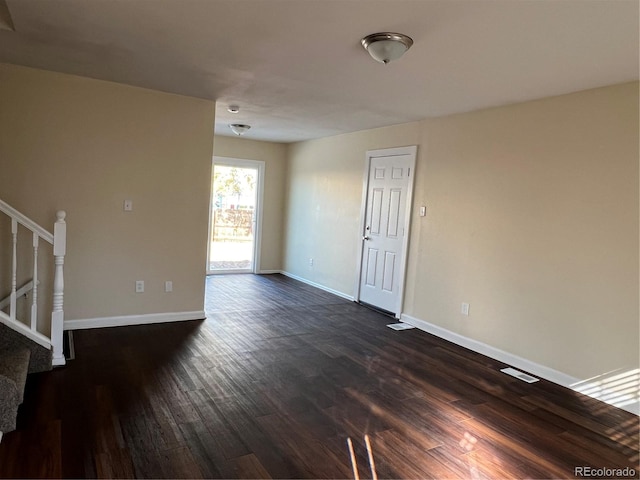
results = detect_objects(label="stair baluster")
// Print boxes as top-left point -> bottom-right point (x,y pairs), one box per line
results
51,211 -> 66,366
31,233 -> 39,331
10,219 -> 17,321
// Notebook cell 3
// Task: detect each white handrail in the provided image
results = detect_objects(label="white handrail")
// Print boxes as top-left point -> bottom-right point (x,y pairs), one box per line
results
0,199 -> 53,244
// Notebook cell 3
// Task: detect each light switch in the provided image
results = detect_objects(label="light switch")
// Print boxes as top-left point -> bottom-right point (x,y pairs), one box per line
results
419,206 -> 426,217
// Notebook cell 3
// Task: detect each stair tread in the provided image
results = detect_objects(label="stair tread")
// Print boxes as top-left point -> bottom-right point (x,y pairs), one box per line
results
0,347 -> 31,404
0,323 -> 52,374
0,347 -> 31,433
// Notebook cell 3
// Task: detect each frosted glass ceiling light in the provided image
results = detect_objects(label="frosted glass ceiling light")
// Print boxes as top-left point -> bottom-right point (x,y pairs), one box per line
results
361,32 -> 413,64
229,124 -> 251,135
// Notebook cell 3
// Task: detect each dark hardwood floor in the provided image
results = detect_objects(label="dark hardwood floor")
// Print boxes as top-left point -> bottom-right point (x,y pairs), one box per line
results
0,273 -> 637,479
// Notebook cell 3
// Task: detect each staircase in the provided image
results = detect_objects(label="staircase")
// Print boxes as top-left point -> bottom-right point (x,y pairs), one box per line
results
0,199 -> 66,439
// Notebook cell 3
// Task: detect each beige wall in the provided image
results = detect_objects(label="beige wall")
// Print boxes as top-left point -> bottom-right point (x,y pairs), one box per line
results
212,135 -> 287,272
284,82 -> 639,381
284,123 -> 422,293
0,63 -> 215,321
1,60 -> 636,385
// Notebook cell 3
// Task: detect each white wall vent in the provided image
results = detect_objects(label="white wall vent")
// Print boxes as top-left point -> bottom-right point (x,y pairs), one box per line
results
501,367 -> 539,383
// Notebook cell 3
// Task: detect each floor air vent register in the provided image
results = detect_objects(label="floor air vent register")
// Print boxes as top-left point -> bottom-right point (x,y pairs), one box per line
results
386,323 -> 416,331
500,367 -> 540,383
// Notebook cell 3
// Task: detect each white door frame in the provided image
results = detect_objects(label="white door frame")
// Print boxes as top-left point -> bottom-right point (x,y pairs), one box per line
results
207,156 -> 265,275
354,145 -> 417,318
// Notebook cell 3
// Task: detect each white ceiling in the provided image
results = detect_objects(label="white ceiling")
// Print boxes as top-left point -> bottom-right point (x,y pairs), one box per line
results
1,0 -> 638,143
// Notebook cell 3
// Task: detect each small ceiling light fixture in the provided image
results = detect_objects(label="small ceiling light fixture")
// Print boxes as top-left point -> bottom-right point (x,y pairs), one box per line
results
229,124 -> 251,136
361,32 -> 413,64
227,105 -> 240,113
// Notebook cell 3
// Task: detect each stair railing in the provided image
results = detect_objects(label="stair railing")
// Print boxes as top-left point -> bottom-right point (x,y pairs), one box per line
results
0,279 -> 39,310
0,200 -> 66,366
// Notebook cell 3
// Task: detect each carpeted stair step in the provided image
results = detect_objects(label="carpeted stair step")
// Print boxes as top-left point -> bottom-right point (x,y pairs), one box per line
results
0,347 -> 31,433
0,323 -> 52,374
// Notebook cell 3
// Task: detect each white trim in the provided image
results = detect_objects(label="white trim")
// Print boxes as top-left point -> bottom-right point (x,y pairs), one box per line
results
0,199 -> 54,244
0,280 -> 36,310
208,268 -> 252,275
0,311 -> 51,349
281,271 -> 354,301
258,269 -> 281,274
355,145 -> 418,319
208,156 -> 265,275
52,353 -> 66,367
401,314 -> 579,385
401,313 -> 639,416
64,310 -> 206,330
0,431 -> 3,444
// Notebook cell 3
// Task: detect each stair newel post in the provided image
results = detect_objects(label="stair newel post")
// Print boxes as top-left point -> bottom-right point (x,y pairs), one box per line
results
10,219 -> 17,321
31,232 -> 39,331
51,211 -> 66,367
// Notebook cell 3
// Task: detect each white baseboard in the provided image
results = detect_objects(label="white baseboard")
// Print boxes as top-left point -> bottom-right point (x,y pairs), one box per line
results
401,314 -> 579,386
401,314 -> 639,416
280,271 -> 354,301
258,269 -> 281,274
64,310 -> 206,331
52,353 -> 66,367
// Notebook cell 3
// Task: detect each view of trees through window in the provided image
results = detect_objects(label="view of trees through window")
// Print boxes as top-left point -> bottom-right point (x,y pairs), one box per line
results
209,165 -> 257,271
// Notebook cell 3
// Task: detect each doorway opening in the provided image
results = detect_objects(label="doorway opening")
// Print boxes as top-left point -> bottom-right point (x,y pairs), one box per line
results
207,157 -> 264,274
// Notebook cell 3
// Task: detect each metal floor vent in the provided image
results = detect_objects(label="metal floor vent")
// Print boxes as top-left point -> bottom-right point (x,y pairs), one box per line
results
386,323 -> 416,331
63,330 -> 75,361
500,367 -> 539,383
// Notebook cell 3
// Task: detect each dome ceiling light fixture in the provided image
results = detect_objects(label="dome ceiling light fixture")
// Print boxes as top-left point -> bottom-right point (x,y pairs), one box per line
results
229,123 -> 251,136
227,105 -> 240,113
361,32 -> 414,64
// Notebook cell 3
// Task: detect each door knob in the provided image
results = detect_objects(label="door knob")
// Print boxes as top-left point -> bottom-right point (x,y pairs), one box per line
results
363,236 -> 370,241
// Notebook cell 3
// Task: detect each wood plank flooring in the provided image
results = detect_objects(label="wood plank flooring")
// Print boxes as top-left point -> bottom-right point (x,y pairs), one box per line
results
0,273 -> 637,478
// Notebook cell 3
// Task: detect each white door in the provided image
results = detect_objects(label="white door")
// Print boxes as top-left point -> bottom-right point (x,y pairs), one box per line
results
357,146 -> 416,316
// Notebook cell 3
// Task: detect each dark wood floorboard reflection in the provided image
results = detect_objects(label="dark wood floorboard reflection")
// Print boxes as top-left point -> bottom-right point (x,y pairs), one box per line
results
0,273 -> 637,479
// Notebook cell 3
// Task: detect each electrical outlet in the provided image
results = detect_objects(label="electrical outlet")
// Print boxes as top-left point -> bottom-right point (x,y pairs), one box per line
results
124,200 -> 133,211
461,302 -> 470,316
309,258 -> 314,266
165,281 -> 173,293
135,280 -> 144,293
